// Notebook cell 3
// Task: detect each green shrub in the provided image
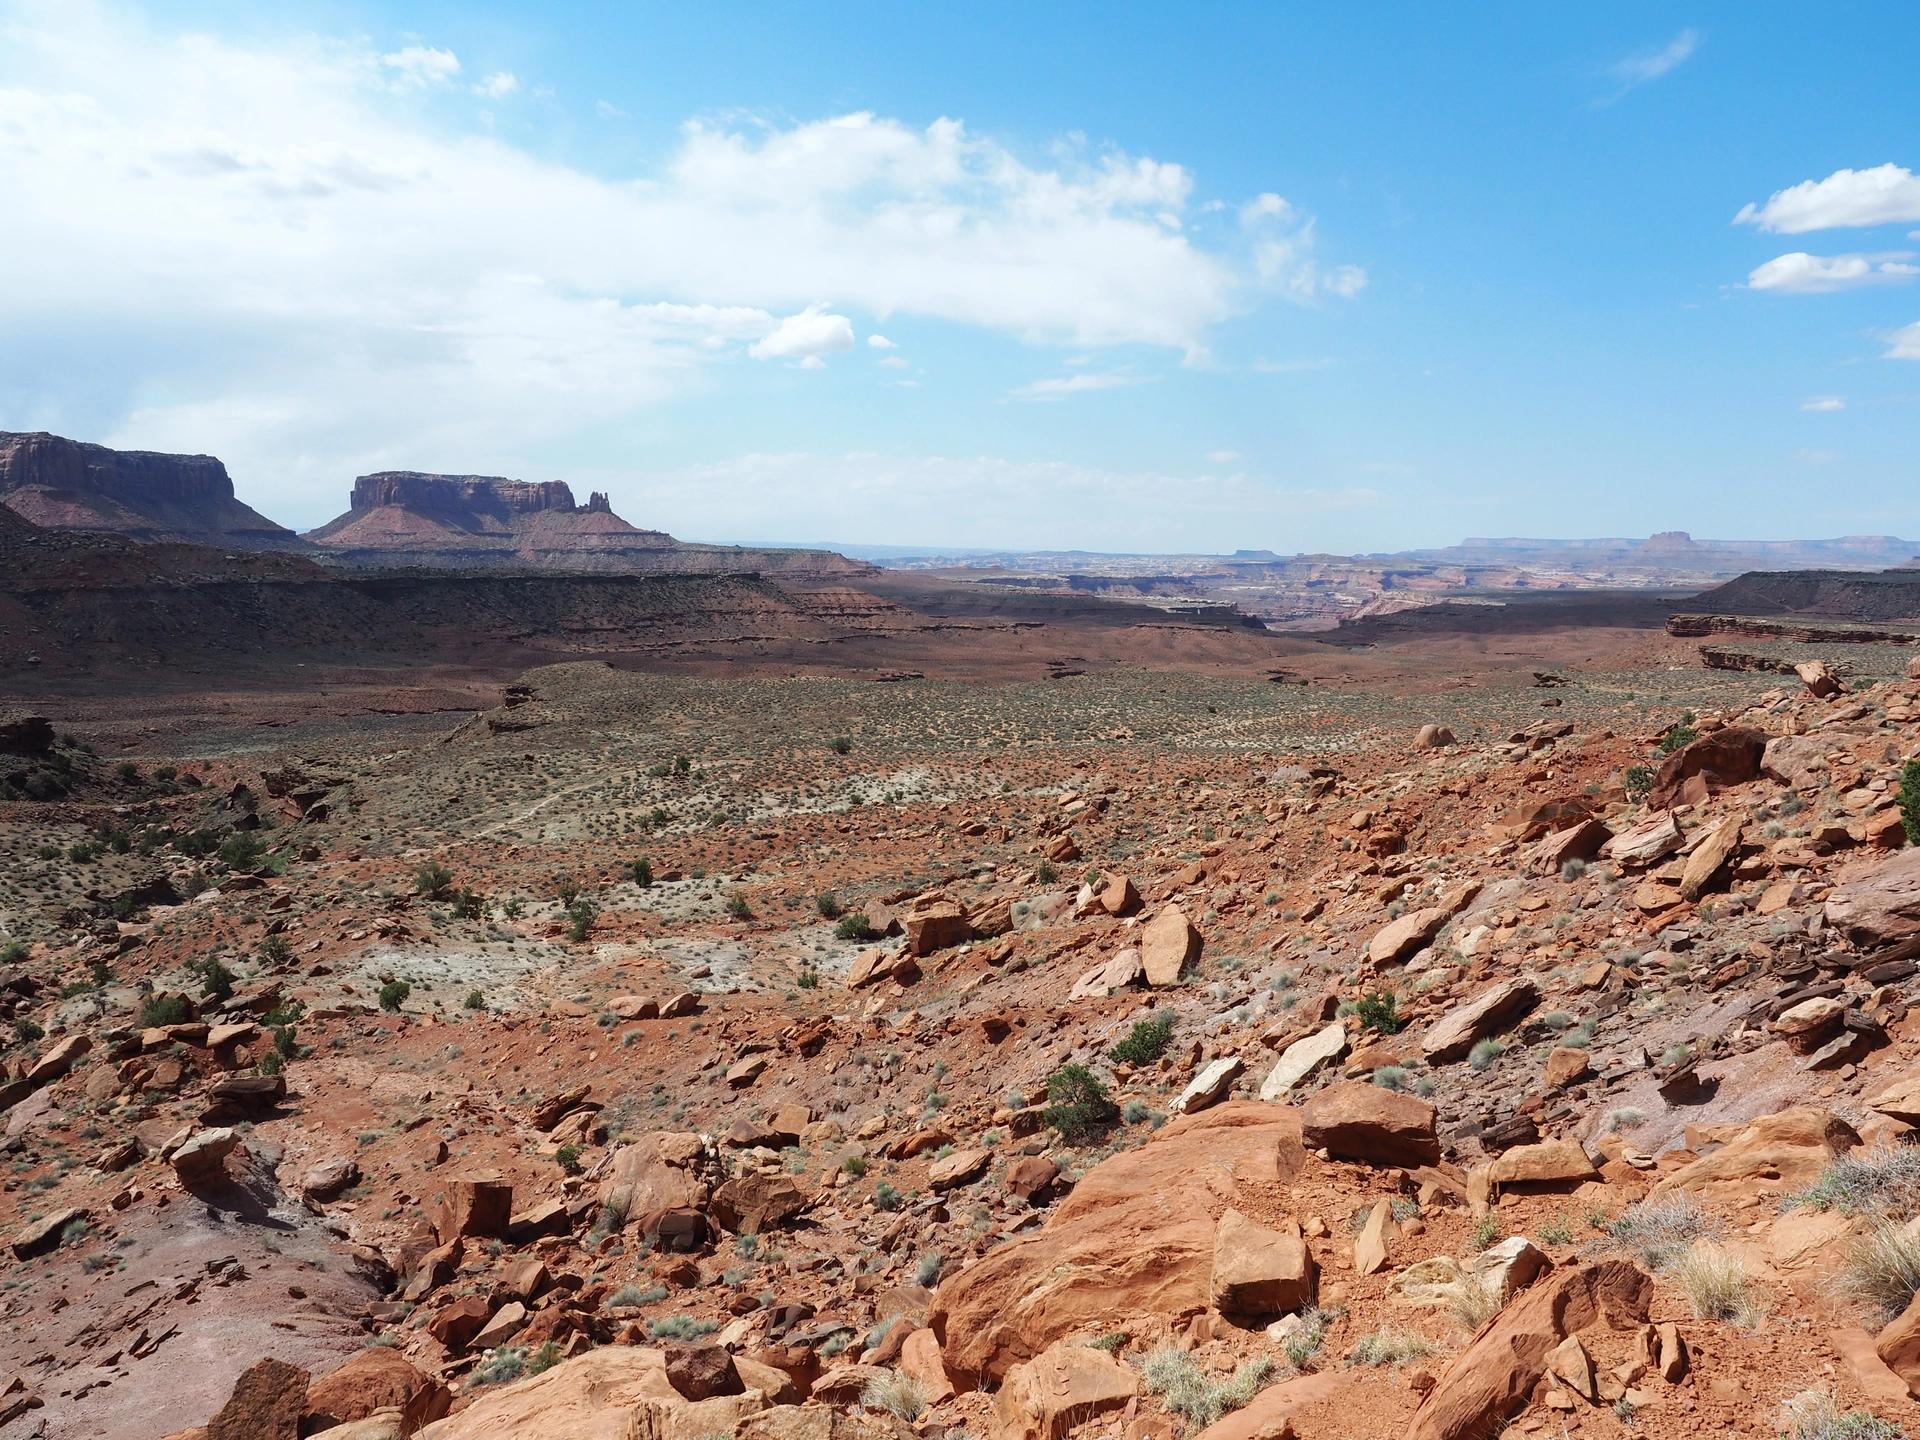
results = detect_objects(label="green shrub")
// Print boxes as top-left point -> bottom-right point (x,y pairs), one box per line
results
414,860 -> 454,898
1110,1015 -> 1175,1066
464,989 -> 487,1010
829,736 -> 853,756
1043,1064 -> 1117,1140
218,832 -> 267,870
874,1180 -> 904,1211
1624,765 -> 1653,803
1900,760 -> 1920,846
140,994 -> 190,1027
1355,992 -> 1403,1035
1658,716 -> 1698,754
196,956 -> 236,1005
378,980 -> 411,1012
834,913 -> 876,942
567,898 -> 598,942
815,892 -> 843,919
725,893 -> 753,921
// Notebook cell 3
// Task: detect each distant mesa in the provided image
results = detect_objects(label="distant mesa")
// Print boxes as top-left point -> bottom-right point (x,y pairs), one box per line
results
0,434 -> 868,581
0,430 -> 304,550
1635,530 -> 1699,554
304,470 -> 680,569
305,469 -> 869,578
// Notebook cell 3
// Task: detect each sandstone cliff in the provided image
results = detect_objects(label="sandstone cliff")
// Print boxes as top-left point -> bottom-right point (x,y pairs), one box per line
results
0,431 -> 304,550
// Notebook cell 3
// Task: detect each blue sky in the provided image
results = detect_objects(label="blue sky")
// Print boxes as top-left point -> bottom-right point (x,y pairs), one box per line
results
1,2 -> 1916,552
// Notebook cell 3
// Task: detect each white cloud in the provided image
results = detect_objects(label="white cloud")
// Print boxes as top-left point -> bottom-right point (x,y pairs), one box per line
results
1889,321 -> 1920,360
866,334 -> 897,349
1747,251 -> 1918,293
1205,449 -> 1240,464
1602,29 -> 1701,99
1800,396 -> 1846,412
473,71 -> 519,99
877,355 -> 909,370
612,451 -> 1382,551
594,99 -> 627,120
1736,164 -> 1920,234
0,1 -> 1358,523
380,44 -> 459,89
1009,371 -> 1142,400
747,305 -> 856,362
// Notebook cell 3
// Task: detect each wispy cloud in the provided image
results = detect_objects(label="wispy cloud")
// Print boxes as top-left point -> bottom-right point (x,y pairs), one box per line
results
1800,396 -> 1846,412
1889,321 -> 1920,361
1599,28 -> 1701,104
1009,371 -> 1144,401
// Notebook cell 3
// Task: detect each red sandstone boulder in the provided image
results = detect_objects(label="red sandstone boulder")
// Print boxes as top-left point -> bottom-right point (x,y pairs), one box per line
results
931,1101 -> 1303,1382
1298,1081 -> 1440,1166
1647,727 -> 1765,808
1406,1262 -> 1653,1440
422,1177 -> 511,1244
205,1358 -> 309,1440
304,1348 -> 449,1435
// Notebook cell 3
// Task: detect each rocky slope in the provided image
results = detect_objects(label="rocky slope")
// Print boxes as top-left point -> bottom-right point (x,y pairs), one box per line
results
0,432 -> 303,551
7,647 -> 1920,1440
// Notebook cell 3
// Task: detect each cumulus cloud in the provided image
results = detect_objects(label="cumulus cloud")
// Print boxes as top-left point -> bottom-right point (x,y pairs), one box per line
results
1889,321 -> 1920,360
1736,164 -> 1920,234
473,71 -> 519,99
1009,371 -> 1142,400
1747,251 -> 1918,293
1601,29 -> 1701,101
0,1 -> 1361,524
748,305 -> 856,362
1800,396 -> 1846,412
866,334 -> 897,349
